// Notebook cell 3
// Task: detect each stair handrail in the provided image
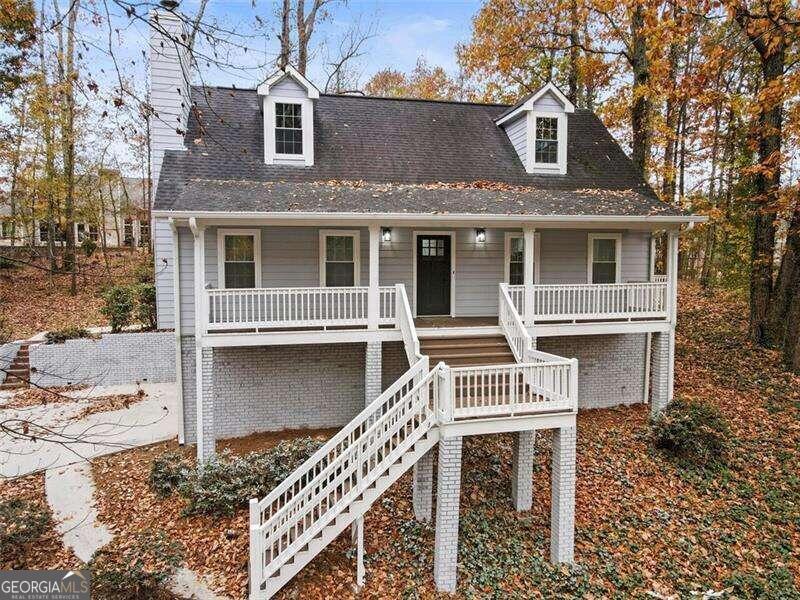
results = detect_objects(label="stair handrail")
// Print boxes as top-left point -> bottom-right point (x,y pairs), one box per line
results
250,355 -> 438,589
499,283 -> 535,362
395,283 -> 424,365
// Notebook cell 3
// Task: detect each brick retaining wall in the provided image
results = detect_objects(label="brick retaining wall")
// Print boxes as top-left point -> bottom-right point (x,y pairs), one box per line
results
29,332 -> 176,387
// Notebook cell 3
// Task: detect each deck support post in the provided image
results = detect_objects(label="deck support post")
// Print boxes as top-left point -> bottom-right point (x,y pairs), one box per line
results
550,424 -> 576,564
189,219 -> 211,463
650,331 -> 672,416
412,448 -> 434,521
433,436 -> 463,593
523,226 -> 536,327
365,340 -> 382,405
354,515 -> 365,588
511,430 -> 536,511
368,224 -> 380,331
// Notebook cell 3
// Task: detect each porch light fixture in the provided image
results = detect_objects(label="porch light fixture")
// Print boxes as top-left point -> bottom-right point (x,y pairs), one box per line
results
475,228 -> 486,243
381,227 -> 392,243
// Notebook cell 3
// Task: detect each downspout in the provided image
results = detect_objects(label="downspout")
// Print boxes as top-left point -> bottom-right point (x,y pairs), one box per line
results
189,217 -> 204,460
169,218 -> 184,443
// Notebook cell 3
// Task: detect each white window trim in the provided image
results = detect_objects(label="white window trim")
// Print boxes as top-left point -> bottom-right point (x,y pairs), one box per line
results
526,111 -> 568,175
411,230 -> 456,318
217,228 -> 262,289
264,96 -> 314,167
504,232 -> 540,284
587,233 -> 622,284
319,230 -> 360,287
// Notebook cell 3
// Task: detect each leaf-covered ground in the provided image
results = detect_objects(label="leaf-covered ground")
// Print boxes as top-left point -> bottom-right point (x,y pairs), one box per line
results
0,251 -> 146,339
91,283 -> 800,599
0,473 -> 79,571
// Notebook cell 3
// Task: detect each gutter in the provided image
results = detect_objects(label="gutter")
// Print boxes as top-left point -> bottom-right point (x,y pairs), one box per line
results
152,209 -> 708,225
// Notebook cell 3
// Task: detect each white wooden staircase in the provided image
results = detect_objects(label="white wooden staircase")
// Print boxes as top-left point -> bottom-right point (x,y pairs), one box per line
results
248,284 -> 578,598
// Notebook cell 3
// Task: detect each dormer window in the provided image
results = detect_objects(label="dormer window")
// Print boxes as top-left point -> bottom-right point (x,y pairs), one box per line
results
275,103 -> 303,155
496,82 -> 573,176
258,65 -> 319,167
534,117 -> 558,164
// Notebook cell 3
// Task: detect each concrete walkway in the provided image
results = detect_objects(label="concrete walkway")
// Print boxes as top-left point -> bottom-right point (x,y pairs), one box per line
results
0,382 -> 179,477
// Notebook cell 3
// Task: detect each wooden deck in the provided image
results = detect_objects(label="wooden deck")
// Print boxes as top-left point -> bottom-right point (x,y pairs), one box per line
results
414,316 -> 499,328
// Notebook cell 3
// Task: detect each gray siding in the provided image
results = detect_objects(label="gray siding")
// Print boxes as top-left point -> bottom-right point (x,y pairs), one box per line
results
532,90 -> 563,111
156,225 -> 652,328
269,77 -> 307,98
503,115 -> 527,167
154,217 -> 174,330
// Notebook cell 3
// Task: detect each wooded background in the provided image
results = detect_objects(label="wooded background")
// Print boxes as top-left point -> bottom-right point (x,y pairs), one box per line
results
0,0 -> 797,372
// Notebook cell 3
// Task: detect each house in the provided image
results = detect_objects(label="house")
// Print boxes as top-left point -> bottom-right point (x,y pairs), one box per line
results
148,10 -> 703,599
0,174 -> 151,249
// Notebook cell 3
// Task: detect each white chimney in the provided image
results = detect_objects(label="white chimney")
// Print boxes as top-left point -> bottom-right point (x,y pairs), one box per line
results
149,10 -> 191,193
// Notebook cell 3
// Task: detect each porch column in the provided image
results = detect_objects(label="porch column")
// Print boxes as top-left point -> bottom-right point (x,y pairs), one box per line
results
511,430 -> 536,511
649,233 -> 657,281
368,224 -> 380,330
523,226 -> 536,326
190,219 -> 209,463
550,425 -> 576,564
433,436 -> 463,593
666,229 -> 679,405
412,448 -> 434,522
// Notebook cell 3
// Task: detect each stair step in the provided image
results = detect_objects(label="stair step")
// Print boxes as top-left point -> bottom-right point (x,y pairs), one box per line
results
420,336 -> 507,349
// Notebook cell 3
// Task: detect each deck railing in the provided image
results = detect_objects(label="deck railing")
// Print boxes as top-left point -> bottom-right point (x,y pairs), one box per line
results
507,282 -> 668,322
206,286 -> 396,331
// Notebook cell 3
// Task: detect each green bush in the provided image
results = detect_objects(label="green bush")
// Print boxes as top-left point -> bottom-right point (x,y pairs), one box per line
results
149,451 -> 193,498
135,283 -> 158,331
45,326 -> 91,344
90,530 -> 183,600
180,437 -> 324,516
0,255 -> 16,269
133,260 -> 155,285
650,397 -> 731,468
101,285 -> 135,333
81,236 -> 97,257
0,498 -> 52,553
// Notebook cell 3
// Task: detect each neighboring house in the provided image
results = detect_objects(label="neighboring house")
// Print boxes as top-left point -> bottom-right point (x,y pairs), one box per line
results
148,11 -> 703,599
0,175 -> 151,249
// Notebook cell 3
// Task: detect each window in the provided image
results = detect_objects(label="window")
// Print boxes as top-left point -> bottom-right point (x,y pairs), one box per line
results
320,231 -> 360,287
123,219 -> 134,246
88,225 -> 100,242
504,233 -> 539,285
139,221 -> 150,247
275,102 -> 303,155
535,116 -> 558,164
0,221 -> 12,239
76,223 -> 87,241
39,221 -> 65,244
588,234 -> 621,284
507,236 -> 524,285
218,229 -> 261,289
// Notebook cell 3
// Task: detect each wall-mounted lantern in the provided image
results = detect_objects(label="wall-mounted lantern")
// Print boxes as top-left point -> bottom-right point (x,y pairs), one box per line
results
381,227 -> 392,243
475,228 -> 486,243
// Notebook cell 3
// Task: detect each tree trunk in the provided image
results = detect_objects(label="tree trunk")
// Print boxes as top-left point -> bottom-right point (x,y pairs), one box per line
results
769,202 -> 799,351
629,3 -> 650,179
278,0 -> 291,69
749,48 -> 783,345
567,0 -> 579,105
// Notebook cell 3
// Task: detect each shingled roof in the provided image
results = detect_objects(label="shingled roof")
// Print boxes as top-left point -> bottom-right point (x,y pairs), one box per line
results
154,86 -> 686,218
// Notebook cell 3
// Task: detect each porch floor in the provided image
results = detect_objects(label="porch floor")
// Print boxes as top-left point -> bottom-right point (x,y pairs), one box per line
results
414,316 -> 499,328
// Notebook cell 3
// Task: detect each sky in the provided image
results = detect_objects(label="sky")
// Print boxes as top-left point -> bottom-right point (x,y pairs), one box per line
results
92,0 -> 484,93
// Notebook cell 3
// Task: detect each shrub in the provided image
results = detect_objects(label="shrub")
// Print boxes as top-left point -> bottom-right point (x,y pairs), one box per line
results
180,437 -> 324,516
81,236 -> 97,257
0,255 -> 16,269
101,285 -> 135,333
90,530 -> 183,600
149,451 -> 193,498
0,498 -> 52,553
135,283 -> 157,330
650,397 -> 731,468
133,260 -> 155,285
45,326 -> 91,344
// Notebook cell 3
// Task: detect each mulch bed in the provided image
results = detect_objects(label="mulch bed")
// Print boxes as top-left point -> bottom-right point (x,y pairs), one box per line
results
0,473 -> 80,571
89,283 -> 800,599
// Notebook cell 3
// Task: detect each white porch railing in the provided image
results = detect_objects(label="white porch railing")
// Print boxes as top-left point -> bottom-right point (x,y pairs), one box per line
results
507,282 -> 668,322
250,357 -> 436,590
206,286 -> 396,331
651,274 -> 668,283
395,283 -> 423,366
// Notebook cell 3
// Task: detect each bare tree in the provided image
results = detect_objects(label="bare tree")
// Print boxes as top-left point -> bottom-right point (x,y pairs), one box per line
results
323,17 -> 376,93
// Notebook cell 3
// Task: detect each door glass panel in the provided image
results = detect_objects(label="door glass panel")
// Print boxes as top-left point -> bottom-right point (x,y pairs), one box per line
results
509,237 -> 524,284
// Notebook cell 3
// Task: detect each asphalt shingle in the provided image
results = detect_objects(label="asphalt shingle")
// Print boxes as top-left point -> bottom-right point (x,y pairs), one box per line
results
154,86 -> 682,217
